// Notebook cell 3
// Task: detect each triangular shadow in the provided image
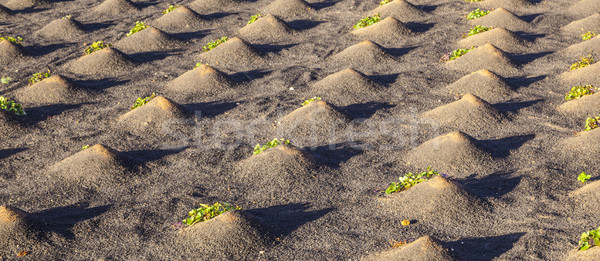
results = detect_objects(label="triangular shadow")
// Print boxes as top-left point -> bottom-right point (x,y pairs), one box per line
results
479,134 -> 535,158
340,102 -> 396,119
460,171 -> 521,199
0,148 -> 27,160
183,101 -> 239,118
447,233 -> 526,260
247,203 -> 334,238
34,203 -> 112,239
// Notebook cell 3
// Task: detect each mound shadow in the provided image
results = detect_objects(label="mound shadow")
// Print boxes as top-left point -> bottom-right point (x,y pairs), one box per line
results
478,134 -> 535,158
340,102 -> 396,119
307,143 -> 363,169
251,43 -> 297,53
27,43 -> 73,56
26,103 -> 85,122
229,69 -> 271,82
509,51 -> 553,65
128,50 -> 181,63
404,22 -> 435,33
287,19 -> 323,30
246,203 -> 333,237
505,75 -> 546,90
123,147 -> 186,163
0,148 -> 27,160
491,99 -> 543,112
34,203 -> 111,239
447,233 -> 526,261
183,101 -> 239,118
460,171 -> 521,199
386,46 -> 417,57
74,78 -> 129,91
170,30 -> 210,41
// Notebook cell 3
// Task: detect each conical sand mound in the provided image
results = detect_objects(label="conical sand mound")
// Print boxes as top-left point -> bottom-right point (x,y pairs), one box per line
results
470,8 -> 529,32
405,131 -> 494,174
67,47 -> 135,76
558,93 -> 600,117
351,17 -> 412,41
560,62 -> 600,86
330,40 -> 395,70
312,68 -> 383,104
152,6 -> 204,33
422,94 -> 506,133
0,40 -> 25,66
197,37 -> 262,68
565,36 -> 600,58
458,28 -> 525,53
113,27 -> 180,53
478,0 -> 531,10
33,18 -> 86,41
238,14 -> 295,42
0,206 -> 42,259
14,75 -> 88,105
563,13 -> 600,35
117,96 -> 187,134
370,0 -> 426,21
560,128 -> 600,158
363,236 -> 456,261
262,0 -> 311,17
4,0 -> 46,10
166,64 -> 233,95
570,179 -> 600,218
445,44 -> 518,76
277,100 -> 350,145
565,247 -> 600,261
443,69 -> 513,103
93,0 -> 137,14
570,0 -> 600,17
179,210 -> 272,260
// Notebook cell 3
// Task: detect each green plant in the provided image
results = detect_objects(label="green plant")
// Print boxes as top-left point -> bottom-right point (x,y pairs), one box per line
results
84,41 -> 111,55
578,171 -> 591,183
194,62 -> 208,69
1,76 -> 11,84
182,202 -> 241,227
28,69 -> 51,85
203,37 -> 229,52
570,55 -> 595,70
62,15 -> 72,20
380,0 -> 392,5
302,97 -> 322,106
440,47 -> 475,62
579,227 -> 600,251
0,97 -> 26,116
163,4 -> 181,14
464,25 -> 491,37
126,21 -> 148,36
585,115 -> 600,131
565,85 -> 595,100
247,13 -> 263,24
0,36 -> 23,45
82,145 -> 90,150
253,138 -> 291,155
385,167 -> 440,194
466,8 -> 491,20
353,13 -> 381,30
130,92 -> 156,110
582,31 -> 596,41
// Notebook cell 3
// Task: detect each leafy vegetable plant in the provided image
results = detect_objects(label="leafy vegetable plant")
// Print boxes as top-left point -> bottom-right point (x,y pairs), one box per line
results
203,37 -> 229,52
578,171 -> 591,183
584,115 -> 600,131
582,31 -> 596,41
182,202 -> 241,227
247,13 -> 263,25
28,69 -> 51,85
570,55 -> 594,70
82,145 -> 90,150
579,227 -> 600,251
0,36 -> 23,45
253,138 -> 291,155
84,41 -> 111,55
385,167 -> 440,194
1,76 -> 11,84
302,97 -> 322,106
389,239 -> 407,248
0,97 -> 26,116
440,47 -> 475,62
126,21 -> 148,36
464,25 -> 491,37
194,62 -> 208,69
62,15 -> 72,20
565,85 -> 595,100
353,13 -> 381,30
466,8 -> 490,20
130,92 -> 156,110
163,4 -> 181,14
380,0 -> 392,5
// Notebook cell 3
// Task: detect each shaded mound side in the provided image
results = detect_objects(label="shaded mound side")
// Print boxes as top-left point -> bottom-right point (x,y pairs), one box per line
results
189,0 -> 243,12
93,0 -> 137,14
0,206 -> 43,259
563,13 -> 600,35
442,69 -> 513,103
117,96 -> 187,135
363,236 -> 456,261
197,37 -> 262,68
312,68 -> 383,104
33,18 -> 86,41
179,210 -> 272,260
67,47 -> 135,76
238,14 -> 295,42
152,6 -> 204,33
564,36 -> 600,58
13,75 -> 88,105
262,0 -> 311,17
351,17 -> 412,41
165,64 -> 233,95
330,40 -> 395,70
4,0 -> 46,10
478,0 -> 531,9
405,131 -> 495,174
445,43 -> 518,76
559,128 -> 600,160
569,0 -> 600,17
422,93 -> 507,133
560,62 -> 600,86
0,40 -> 25,66
370,0 -> 426,21
565,247 -> 600,261
458,27 -> 525,53
558,93 -> 600,117
113,27 -> 180,53
470,8 -> 529,32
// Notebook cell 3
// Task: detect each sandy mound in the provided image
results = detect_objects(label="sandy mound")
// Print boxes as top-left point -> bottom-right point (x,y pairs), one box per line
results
152,6 -> 204,33
442,69 -> 513,103
312,68 -> 383,105
0,206 -> 43,259
33,18 -> 86,41
405,131 -> 494,174
351,17 -> 412,41
13,75 -> 88,105
370,0 -> 426,21
0,40 -> 25,66
570,0 -> 600,16
329,40 -> 395,70
238,14 -> 295,42
178,210 -> 272,260
117,96 -> 187,135
458,27 -> 525,53
188,0 -> 243,12
565,247 -> 600,261
560,62 -> 600,86
67,47 -> 135,76
165,64 -> 233,95
363,236 -> 455,261
563,13 -> 600,35
93,0 -> 137,15
445,43 -> 518,76
470,8 -> 529,32
113,27 -> 180,53
478,0 -> 531,10
197,37 -> 262,68
570,180 -> 600,219
560,128 -> 600,159
262,0 -> 311,17
565,36 -> 600,59
558,93 -> 600,118
3,0 -> 46,10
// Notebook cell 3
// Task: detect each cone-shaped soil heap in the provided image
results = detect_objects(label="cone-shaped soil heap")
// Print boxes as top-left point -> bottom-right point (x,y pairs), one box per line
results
166,64 -> 233,95
117,96 -> 187,134
152,6 -> 204,33
445,44 -> 517,76
563,13 -> 600,35
67,47 -> 135,76
262,0 -> 311,17
565,36 -> 600,58
0,4 -> 13,19
570,0 -> 600,17
363,236 -> 456,261
570,179 -> 600,210
478,0 -> 531,10
0,206 -> 42,259
14,75 -> 87,105
34,18 -> 86,41
370,0 -> 426,21
0,40 -> 25,66
443,69 -> 513,103
405,131 -> 494,174
313,68 -> 382,102
422,93 -> 506,133
458,27 -> 525,53
470,8 -> 529,32
197,37 -> 261,67
114,26 -> 179,53
558,93 -> 600,118
351,17 -> 412,41
560,61 -> 600,86
4,0 -> 46,10
179,210 -> 272,260
565,247 -> 600,261
93,0 -> 137,15
560,128 -> 600,159
330,40 -> 395,70
277,100 -> 350,145
238,14 -> 295,42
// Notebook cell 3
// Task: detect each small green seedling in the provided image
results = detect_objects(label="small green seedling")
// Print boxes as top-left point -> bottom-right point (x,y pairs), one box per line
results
28,69 -> 51,85
0,36 -> 23,45
585,115 -> 600,131
380,0 -> 392,5
440,47 -> 475,62
578,171 -> 591,183
253,138 -> 291,155
203,37 -> 228,52
0,97 -> 26,116
570,55 -> 594,70
126,21 -> 148,36
1,76 -> 11,84
353,13 -> 381,30
81,145 -> 90,150
579,227 -> 600,251
62,15 -> 72,20
193,62 -> 208,69
302,97 -> 322,106
466,8 -> 491,20
464,25 -> 491,37
582,31 -> 596,41
130,92 -> 156,110
182,202 -> 241,227
163,4 -> 181,14
84,41 -> 111,55
247,13 -> 263,25
565,85 -> 595,100
385,167 -> 440,194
